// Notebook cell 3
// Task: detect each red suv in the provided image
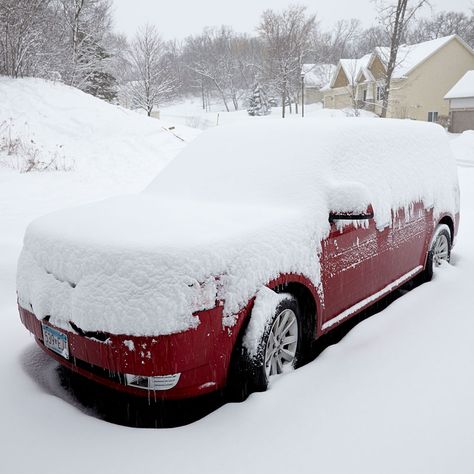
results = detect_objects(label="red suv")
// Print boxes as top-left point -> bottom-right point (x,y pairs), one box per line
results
17,119 -> 459,400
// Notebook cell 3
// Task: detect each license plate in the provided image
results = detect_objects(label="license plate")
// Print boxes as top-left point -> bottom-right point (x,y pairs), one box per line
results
42,324 -> 69,360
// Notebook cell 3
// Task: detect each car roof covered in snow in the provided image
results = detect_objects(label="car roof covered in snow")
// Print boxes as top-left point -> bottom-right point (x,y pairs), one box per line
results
147,118 -> 457,228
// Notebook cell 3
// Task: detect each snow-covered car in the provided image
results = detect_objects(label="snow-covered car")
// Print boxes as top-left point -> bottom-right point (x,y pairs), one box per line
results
17,119 -> 459,400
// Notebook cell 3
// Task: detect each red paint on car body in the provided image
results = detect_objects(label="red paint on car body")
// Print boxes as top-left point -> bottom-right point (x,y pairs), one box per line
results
18,206 -> 458,399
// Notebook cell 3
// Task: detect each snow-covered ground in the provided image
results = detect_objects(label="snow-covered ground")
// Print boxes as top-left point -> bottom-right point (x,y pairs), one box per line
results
1,78 -> 474,473
159,95 -> 376,129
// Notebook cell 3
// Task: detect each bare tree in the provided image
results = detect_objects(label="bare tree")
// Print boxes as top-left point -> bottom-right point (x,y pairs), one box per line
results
258,5 -> 316,118
353,25 -> 391,56
344,60 -> 364,117
126,24 -> 177,116
375,0 -> 430,118
183,27 -> 259,112
0,0 -> 52,78
407,10 -> 474,46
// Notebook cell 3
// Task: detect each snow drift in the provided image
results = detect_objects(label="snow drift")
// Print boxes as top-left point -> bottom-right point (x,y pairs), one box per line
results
17,118 -> 459,336
0,77 -> 197,178
450,131 -> 474,167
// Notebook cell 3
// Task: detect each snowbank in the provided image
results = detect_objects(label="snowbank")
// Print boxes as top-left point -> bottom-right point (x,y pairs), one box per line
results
17,118 -> 458,336
0,77 -> 198,178
450,131 -> 474,166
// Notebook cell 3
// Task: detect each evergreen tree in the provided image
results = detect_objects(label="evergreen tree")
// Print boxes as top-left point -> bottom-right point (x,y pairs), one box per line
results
247,83 -> 271,116
83,45 -> 118,102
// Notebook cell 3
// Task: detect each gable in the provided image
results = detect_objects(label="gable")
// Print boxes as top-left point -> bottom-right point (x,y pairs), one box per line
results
359,70 -> 368,82
411,38 -> 474,90
399,35 -> 473,78
333,66 -> 349,88
407,36 -> 474,79
369,55 -> 386,80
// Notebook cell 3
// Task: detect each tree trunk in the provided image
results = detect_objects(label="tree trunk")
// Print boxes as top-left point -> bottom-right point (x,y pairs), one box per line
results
232,94 -> 239,111
381,0 -> 408,118
213,80 -> 229,112
201,80 -> 205,110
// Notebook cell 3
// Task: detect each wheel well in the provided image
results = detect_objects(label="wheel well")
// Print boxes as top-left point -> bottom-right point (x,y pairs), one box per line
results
273,282 -> 317,361
438,216 -> 454,241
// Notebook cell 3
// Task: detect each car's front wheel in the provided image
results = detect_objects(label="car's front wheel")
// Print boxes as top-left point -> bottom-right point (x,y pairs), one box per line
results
228,293 -> 303,400
262,303 -> 300,380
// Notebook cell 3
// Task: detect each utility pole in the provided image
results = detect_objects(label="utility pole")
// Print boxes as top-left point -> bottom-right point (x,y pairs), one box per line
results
301,72 -> 305,118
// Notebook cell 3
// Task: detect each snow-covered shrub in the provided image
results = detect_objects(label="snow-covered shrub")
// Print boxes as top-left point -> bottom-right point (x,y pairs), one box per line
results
185,116 -> 213,130
437,115 -> 450,130
0,119 -> 73,173
47,71 -> 62,84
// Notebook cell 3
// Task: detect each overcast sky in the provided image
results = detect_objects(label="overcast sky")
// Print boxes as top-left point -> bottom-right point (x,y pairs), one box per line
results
112,0 -> 473,40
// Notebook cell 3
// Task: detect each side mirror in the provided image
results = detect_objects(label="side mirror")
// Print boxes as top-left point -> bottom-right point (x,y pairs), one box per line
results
329,205 -> 374,223
328,181 -> 373,224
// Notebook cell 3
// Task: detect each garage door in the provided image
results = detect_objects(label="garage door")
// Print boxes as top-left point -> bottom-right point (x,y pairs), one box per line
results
451,110 -> 474,133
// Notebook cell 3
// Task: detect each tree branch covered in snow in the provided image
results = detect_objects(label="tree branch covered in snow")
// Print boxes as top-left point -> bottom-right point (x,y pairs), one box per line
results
122,24 -> 177,116
0,0 -> 53,78
182,27 -> 260,112
0,0 -> 118,101
258,6 -> 316,118
374,0 -> 430,118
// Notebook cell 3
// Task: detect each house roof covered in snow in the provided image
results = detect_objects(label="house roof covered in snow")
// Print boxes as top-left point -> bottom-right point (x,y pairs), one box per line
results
375,35 -> 472,79
329,54 -> 372,88
341,55 -> 372,82
302,63 -> 337,89
328,35 -> 474,88
444,70 -> 474,99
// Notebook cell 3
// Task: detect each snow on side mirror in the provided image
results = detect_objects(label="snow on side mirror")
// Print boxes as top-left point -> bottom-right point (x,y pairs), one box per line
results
328,181 -> 373,223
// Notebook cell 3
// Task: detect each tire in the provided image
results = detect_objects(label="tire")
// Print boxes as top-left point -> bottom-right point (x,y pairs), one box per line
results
227,295 -> 303,400
420,224 -> 452,283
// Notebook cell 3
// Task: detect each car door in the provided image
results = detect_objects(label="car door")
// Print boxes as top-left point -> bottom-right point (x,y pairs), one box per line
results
320,218 -> 380,329
377,201 -> 431,288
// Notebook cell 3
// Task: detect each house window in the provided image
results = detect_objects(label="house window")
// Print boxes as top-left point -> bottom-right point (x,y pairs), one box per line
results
428,111 -> 439,123
376,86 -> 384,101
363,89 -> 367,102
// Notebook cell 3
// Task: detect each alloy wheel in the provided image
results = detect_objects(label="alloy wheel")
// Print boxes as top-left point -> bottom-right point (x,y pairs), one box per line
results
264,308 -> 298,378
433,233 -> 450,266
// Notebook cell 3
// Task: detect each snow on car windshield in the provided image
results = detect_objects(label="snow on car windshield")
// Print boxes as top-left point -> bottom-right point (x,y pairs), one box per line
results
17,118 -> 458,336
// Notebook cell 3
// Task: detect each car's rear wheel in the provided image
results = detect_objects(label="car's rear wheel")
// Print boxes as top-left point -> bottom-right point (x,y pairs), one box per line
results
228,294 -> 303,400
420,224 -> 452,282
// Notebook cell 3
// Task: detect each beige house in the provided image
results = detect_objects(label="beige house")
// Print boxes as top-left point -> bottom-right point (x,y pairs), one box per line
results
323,35 -> 474,122
444,70 -> 474,132
302,63 -> 337,104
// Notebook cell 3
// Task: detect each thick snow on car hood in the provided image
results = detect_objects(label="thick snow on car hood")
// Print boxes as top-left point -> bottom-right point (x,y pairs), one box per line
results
17,195 -> 321,335
17,118 -> 458,336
